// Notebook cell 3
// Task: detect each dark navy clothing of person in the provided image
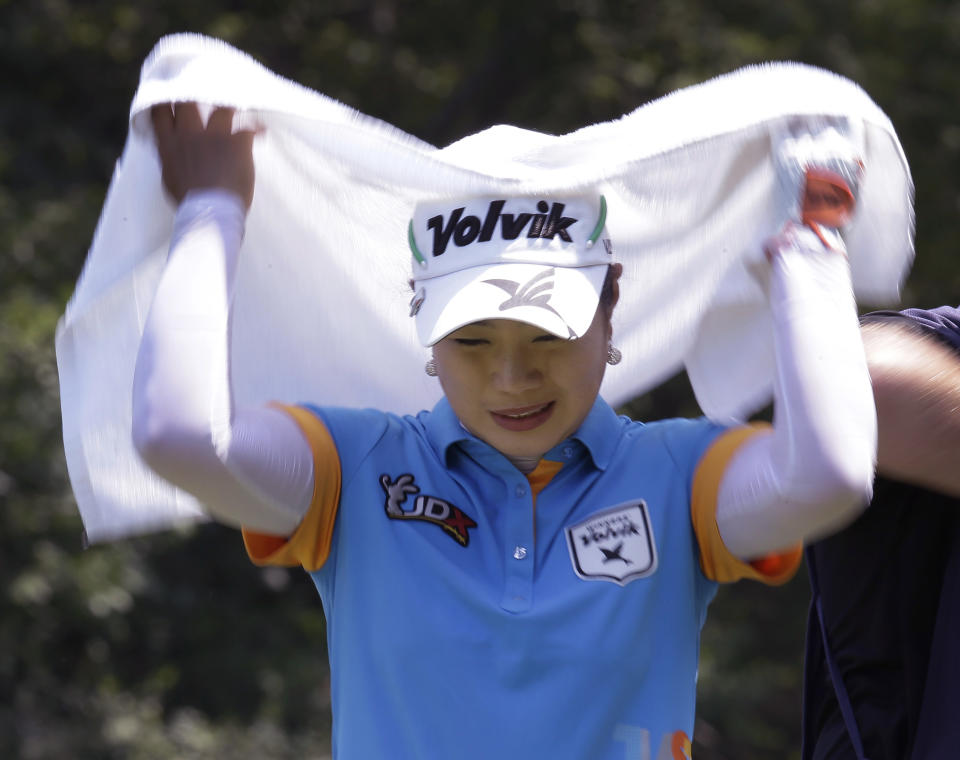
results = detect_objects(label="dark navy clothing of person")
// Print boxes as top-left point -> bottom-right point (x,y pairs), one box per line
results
802,305 -> 960,760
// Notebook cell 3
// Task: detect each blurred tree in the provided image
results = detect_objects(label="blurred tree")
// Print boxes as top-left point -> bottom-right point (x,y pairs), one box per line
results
2,1 -> 957,758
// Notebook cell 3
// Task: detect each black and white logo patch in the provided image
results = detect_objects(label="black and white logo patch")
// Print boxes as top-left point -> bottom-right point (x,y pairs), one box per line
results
565,501 -> 657,585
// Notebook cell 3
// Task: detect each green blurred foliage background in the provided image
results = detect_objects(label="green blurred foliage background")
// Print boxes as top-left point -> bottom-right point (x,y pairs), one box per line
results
2,1 -> 958,758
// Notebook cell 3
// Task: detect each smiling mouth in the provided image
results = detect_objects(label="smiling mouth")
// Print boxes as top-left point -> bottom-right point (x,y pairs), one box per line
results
490,401 -> 555,431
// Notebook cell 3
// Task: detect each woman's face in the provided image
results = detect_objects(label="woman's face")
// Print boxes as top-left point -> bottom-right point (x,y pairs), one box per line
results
432,308 -> 611,460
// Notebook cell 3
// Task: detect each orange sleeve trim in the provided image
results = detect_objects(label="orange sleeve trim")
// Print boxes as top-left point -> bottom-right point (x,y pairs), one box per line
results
691,423 -> 802,585
241,404 -> 342,572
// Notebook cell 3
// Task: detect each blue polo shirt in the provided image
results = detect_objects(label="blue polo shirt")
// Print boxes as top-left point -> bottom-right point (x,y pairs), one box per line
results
245,397 -> 798,759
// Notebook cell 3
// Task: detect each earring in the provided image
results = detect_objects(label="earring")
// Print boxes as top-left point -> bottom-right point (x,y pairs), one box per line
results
606,344 -> 622,366
425,358 -> 438,376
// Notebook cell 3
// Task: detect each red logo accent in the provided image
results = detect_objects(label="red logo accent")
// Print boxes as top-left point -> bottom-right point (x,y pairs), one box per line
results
443,508 -> 478,547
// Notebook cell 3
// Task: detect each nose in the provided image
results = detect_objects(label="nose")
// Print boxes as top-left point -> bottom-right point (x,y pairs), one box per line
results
492,347 -> 541,394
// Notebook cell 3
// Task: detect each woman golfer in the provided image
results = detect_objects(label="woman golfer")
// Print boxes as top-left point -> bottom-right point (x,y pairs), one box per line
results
134,103 -> 875,759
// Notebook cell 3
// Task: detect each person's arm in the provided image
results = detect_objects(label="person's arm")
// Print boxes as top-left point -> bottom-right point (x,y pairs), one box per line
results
862,316 -> 960,497
714,222 -> 877,560
132,103 -> 315,535
706,121 -> 878,561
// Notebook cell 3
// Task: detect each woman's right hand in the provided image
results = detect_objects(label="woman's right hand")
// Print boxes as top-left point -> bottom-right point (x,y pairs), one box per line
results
151,102 -> 258,210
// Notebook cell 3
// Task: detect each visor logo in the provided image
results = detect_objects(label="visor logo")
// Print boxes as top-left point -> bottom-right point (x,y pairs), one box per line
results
480,269 -> 574,338
426,200 -> 578,256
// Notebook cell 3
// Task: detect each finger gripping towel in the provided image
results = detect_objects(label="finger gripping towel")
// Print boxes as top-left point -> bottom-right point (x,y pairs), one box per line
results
56,33 -> 914,541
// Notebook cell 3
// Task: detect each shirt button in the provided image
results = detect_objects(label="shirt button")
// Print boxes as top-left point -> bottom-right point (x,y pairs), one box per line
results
513,546 -> 528,560
515,485 -> 527,497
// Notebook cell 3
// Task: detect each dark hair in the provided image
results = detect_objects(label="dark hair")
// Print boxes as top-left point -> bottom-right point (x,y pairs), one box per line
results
599,263 -> 621,315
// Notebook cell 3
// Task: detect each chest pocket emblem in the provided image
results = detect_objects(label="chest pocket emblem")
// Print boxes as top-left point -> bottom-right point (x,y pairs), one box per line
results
565,501 -> 657,585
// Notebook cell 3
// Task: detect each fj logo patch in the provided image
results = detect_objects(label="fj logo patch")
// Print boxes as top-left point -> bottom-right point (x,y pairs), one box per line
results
380,473 -> 477,547
565,501 -> 657,585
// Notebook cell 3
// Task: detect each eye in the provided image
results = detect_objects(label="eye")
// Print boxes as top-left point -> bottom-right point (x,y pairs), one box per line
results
532,333 -> 560,343
453,337 -> 488,346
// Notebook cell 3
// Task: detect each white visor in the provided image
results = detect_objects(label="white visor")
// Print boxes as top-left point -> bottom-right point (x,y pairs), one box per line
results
408,194 -> 613,346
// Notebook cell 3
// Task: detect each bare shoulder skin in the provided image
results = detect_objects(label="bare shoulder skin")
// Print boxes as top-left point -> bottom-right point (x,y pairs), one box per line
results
862,318 -> 960,497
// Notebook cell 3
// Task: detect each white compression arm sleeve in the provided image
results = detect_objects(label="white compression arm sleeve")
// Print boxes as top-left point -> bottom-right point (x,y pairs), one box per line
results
132,190 -> 314,535
716,224 -> 876,559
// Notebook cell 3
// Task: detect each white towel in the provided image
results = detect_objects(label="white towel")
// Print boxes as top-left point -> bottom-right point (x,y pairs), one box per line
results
56,33 -> 914,541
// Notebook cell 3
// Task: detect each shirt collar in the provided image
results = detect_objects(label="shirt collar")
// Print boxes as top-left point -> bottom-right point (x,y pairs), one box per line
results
565,396 -> 622,470
422,397 -> 475,467
423,396 -> 624,471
